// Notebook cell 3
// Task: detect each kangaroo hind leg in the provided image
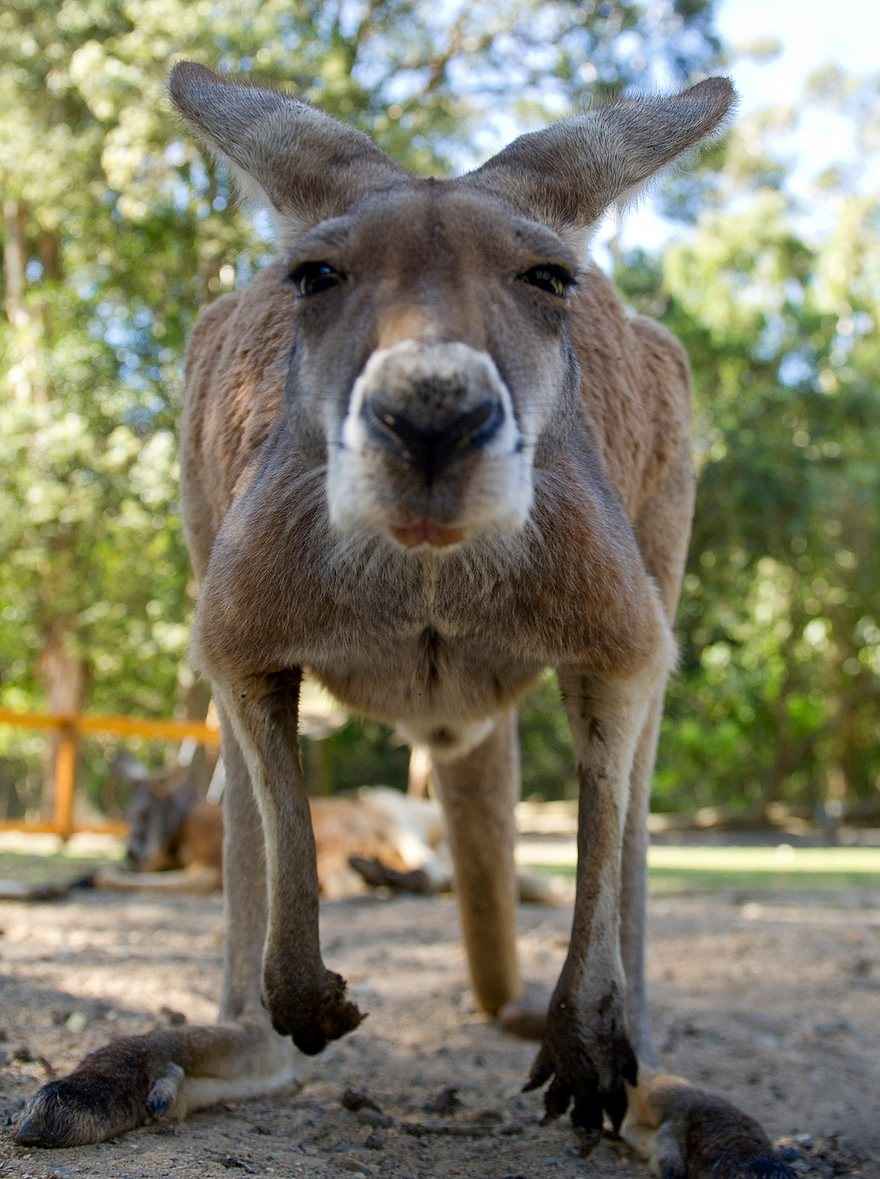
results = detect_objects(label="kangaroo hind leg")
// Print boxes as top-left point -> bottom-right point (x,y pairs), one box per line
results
430,711 -> 521,1016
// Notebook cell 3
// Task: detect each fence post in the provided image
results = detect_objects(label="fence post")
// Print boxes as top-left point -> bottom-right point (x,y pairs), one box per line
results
53,720 -> 78,841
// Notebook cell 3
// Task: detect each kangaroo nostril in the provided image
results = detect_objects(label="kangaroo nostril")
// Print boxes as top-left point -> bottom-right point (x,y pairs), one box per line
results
443,399 -> 503,452
363,398 -> 504,481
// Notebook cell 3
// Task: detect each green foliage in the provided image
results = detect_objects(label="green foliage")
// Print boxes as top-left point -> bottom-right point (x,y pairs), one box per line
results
7,3 -> 875,823
0,0 -> 719,816
616,73 -> 880,815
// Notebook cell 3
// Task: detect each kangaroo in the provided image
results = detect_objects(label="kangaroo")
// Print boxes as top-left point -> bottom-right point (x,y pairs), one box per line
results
16,62 -> 793,1176
110,779 -> 422,899
111,773 -> 562,902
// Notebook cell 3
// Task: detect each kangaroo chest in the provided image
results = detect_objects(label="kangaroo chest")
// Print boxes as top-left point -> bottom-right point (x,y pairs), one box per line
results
308,616 -> 545,731
197,467 -> 656,731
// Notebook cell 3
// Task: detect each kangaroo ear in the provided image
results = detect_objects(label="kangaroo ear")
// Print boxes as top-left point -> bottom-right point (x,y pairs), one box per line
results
465,77 -> 736,255
169,61 -> 403,245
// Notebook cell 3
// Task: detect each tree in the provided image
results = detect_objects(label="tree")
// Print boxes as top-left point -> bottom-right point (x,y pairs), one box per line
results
616,69 -> 880,819
0,1 -> 722,816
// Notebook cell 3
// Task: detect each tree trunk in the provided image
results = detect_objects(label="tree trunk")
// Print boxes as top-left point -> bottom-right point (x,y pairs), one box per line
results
3,198 -> 48,402
3,198 -> 27,324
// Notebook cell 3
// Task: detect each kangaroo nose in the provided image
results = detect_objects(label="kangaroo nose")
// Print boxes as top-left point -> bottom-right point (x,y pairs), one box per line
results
363,398 -> 503,483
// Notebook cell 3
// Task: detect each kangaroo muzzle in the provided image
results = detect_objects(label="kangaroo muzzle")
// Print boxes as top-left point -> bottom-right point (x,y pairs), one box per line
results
329,340 -> 532,549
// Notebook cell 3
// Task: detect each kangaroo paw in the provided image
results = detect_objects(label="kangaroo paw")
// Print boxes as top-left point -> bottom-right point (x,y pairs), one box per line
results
262,963 -> 366,1055
522,982 -> 638,1152
146,1061 -> 186,1118
498,980 -> 551,1041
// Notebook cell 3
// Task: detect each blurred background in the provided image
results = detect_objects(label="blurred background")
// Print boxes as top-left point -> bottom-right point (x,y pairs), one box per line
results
0,0 -> 877,836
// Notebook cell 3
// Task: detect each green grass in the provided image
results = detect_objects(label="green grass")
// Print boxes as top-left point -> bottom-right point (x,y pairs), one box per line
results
525,844 -> 880,894
0,847 -> 120,886
1,842 -> 878,896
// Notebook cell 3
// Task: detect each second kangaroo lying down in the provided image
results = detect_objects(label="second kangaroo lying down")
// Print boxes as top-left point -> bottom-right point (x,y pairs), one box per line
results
18,63 -> 793,1176
110,777 -> 562,902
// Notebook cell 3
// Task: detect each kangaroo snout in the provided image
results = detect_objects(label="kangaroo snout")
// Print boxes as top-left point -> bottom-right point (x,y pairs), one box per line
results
329,339 -> 531,548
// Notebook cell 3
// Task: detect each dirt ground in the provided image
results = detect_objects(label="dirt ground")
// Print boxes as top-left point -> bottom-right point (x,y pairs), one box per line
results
1,880 -> 878,1178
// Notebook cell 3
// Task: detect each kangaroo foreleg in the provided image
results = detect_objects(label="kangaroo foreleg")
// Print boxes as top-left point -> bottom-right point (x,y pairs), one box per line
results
214,667 -> 364,1054
524,650 -> 670,1150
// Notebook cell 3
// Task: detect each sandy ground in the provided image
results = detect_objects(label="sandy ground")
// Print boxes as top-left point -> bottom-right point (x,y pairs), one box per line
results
1,881 -> 878,1179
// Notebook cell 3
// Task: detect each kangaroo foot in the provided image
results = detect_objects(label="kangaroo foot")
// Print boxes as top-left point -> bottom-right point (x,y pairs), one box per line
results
624,1071 -> 795,1179
14,1020 -> 294,1148
522,979 -> 638,1153
14,1034 -> 183,1147
498,980 -> 551,1040
348,856 -> 435,895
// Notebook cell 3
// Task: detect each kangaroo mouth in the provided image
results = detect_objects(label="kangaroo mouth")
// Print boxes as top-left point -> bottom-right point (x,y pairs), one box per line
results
389,518 -> 467,549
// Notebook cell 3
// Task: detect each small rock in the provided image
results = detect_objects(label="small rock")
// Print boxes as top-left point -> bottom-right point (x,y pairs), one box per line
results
424,1087 -> 461,1116
813,1018 -> 851,1037
336,1155 -> 372,1174
13,1045 -> 34,1063
48,1169 -> 73,1179
467,1108 -> 502,1124
753,1033 -> 782,1051
221,1156 -> 254,1172
356,1108 -> 393,1129
341,1087 -> 383,1114
150,1123 -> 178,1137
364,1130 -> 385,1150
66,1011 -> 88,1034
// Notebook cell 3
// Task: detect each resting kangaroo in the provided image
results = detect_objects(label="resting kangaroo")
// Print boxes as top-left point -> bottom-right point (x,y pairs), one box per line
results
17,63 -> 792,1176
111,774 -> 562,902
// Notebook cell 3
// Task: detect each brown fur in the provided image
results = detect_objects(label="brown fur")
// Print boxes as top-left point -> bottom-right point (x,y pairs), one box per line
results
17,62 -> 788,1178
625,1071 -> 790,1178
116,778 -> 562,905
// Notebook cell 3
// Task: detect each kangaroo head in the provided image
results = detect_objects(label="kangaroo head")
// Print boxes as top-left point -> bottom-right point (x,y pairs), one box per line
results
125,774 -> 196,871
171,62 -> 733,552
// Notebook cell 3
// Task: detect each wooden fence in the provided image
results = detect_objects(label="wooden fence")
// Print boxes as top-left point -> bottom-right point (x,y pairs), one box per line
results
0,708 -> 220,840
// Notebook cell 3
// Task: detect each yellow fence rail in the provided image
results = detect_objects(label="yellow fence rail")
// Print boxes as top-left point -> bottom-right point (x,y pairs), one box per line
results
0,708 -> 220,841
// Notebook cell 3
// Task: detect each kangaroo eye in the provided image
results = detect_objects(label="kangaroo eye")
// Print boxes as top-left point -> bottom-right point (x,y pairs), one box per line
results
289,261 -> 343,297
517,264 -> 574,298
